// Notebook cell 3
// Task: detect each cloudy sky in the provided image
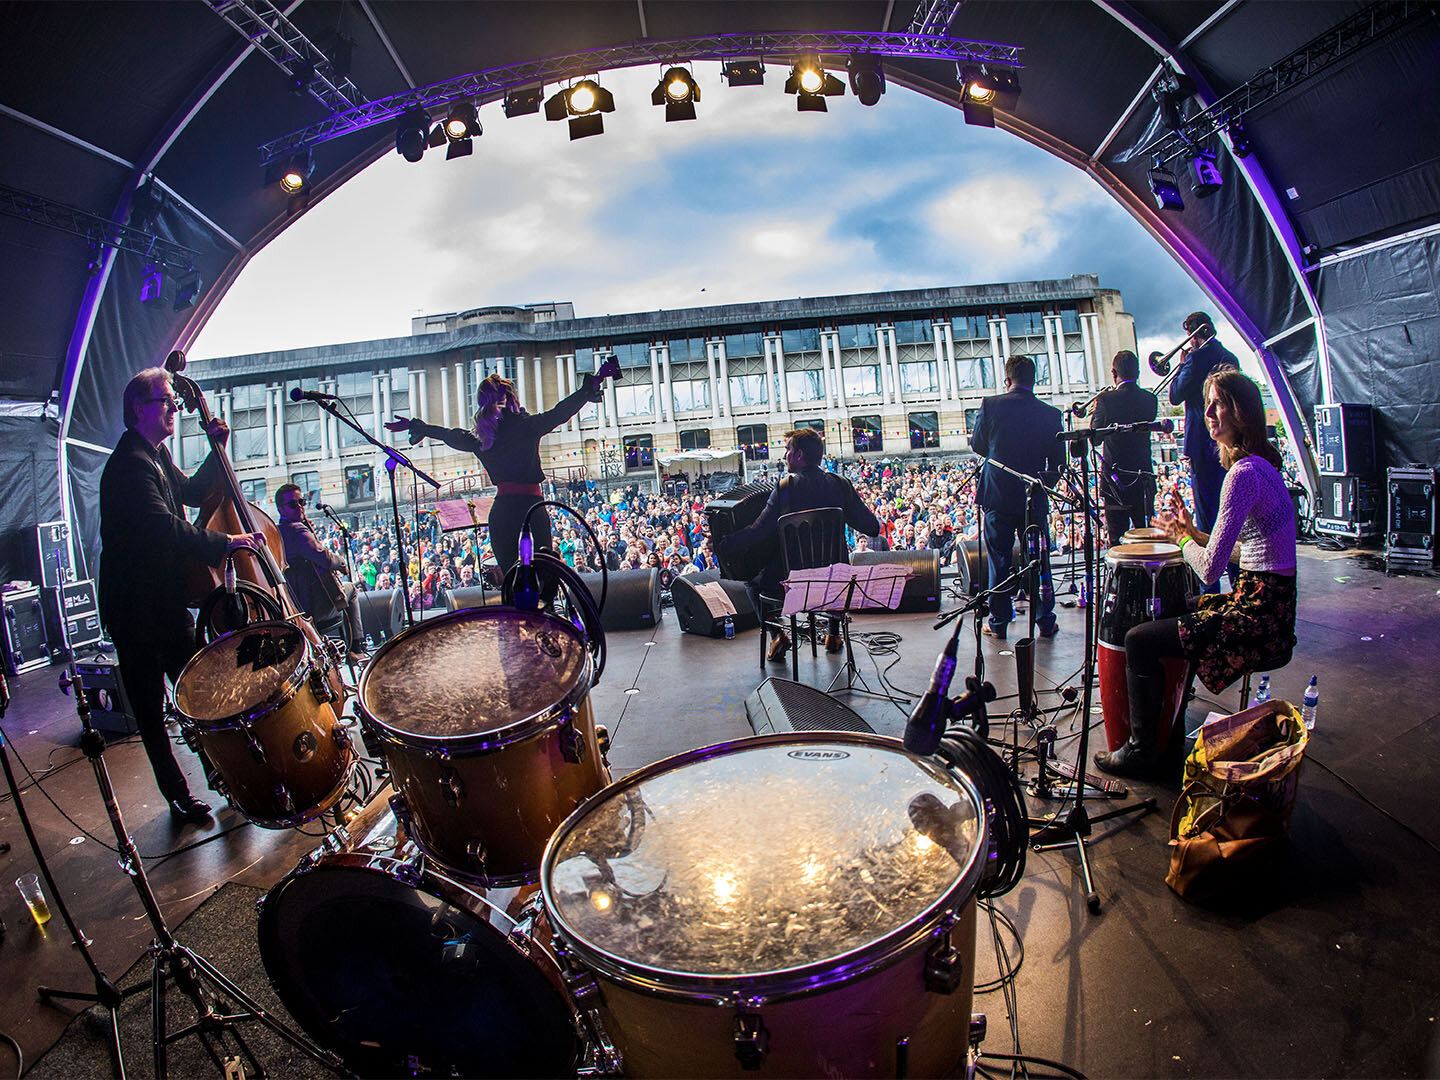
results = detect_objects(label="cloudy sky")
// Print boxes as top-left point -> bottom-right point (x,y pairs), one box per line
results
192,62 -> 1255,376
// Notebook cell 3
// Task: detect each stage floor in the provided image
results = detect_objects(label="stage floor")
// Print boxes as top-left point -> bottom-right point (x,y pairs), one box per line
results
2,544 -> 1438,1078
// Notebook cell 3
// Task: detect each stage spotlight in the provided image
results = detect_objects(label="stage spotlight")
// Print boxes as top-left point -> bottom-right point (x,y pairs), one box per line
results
1224,117 -> 1252,158
279,150 -> 313,194
173,268 -> 202,312
958,65 -> 1021,126
139,263 -> 163,304
652,67 -> 699,121
395,106 -> 430,162
504,85 -> 544,117
1147,159 -> 1185,211
784,54 -> 844,112
722,59 -> 765,86
445,101 -> 480,141
128,180 -> 164,230
1186,151 -> 1223,198
847,54 -> 886,106
544,79 -> 615,140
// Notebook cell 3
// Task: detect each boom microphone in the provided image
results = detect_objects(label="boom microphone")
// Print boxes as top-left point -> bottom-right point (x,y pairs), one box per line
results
1091,418 -> 1175,437
904,624 -> 962,756
289,387 -> 338,403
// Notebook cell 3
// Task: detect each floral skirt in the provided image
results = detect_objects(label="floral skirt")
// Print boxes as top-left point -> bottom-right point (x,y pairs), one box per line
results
1178,570 -> 1297,693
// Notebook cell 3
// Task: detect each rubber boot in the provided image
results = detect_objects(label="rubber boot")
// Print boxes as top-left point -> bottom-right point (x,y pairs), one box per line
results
1095,667 -> 1164,778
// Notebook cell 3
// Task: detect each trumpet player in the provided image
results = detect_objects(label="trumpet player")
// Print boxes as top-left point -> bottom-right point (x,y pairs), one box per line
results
1169,312 -> 1237,581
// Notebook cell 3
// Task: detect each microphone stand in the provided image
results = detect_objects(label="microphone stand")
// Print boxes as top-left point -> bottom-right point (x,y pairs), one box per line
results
315,399 -> 438,630
1030,436 -> 1156,915
320,505 -> 356,585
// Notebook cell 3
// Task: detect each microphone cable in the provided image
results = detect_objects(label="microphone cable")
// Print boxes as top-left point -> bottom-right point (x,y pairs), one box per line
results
935,725 -> 1028,899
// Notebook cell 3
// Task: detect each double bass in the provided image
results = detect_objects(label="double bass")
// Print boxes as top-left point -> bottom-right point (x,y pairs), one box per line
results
164,350 -> 348,701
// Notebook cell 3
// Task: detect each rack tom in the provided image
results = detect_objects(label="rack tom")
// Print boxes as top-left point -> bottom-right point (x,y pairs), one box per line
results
174,621 -> 352,828
542,732 -> 988,1078
358,606 -> 609,885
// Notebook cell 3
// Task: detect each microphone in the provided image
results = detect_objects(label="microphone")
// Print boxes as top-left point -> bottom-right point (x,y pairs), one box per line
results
317,503 -> 350,536
221,554 -> 248,630
513,520 -> 540,611
289,387 -> 339,403
1090,418 -> 1175,437
904,624 -> 962,756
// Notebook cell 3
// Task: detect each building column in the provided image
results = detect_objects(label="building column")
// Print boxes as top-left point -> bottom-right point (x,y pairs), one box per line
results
705,343 -> 719,420
318,381 -> 332,460
275,386 -> 288,467
566,355 -> 579,432
1088,315 -> 1105,387
943,323 -> 959,400
1044,316 -> 1063,392
772,336 -> 790,414
832,334 -> 848,411
1080,315 -> 1100,388
379,378 -> 392,449
888,329 -> 905,407
371,375 -> 383,438
932,324 -> 950,401
659,347 -> 673,422
263,386 -> 276,467
763,338 -> 779,416
606,368 -> 620,433
717,340 -> 733,417
531,358 -> 544,413
998,318 -> 1012,364
440,366 -> 452,428
988,319 -> 1004,389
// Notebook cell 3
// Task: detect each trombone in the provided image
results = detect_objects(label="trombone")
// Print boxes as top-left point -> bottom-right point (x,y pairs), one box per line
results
1148,324 -> 1209,398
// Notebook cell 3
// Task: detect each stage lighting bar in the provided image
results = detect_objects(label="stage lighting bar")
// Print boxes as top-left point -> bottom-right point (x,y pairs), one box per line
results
544,79 -> 615,140
395,106 -> 429,161
1147,160 -> 1185,211
785,54 -> 845,111
652,67 -> 700,121
258,29 -> 1024,164
848,54 -> 886,106
206,0 -> 367,113
0,184 -> 200,274
504,85 -> 544,116
722,59 -> 765,86
278,149 -> 313,193
442,101 -> 481,159
957,64 -> 1021,126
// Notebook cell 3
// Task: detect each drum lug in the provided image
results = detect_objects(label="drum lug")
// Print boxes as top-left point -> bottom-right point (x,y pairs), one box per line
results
508,893 -> 544,956
308,663 -> 336,704
245,727 -> 267,765
560,713 -> 587,765
924,920 -> 965,995
562,956 -> 623,1077
465,838 -> 487,875
732,1006 -> 769,1071
594,724 -> 611,759
438,767 -> 464,806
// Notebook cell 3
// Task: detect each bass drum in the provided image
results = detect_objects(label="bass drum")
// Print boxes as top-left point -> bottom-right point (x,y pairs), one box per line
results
257,791 -> 582,1079
542,731 -> 988,1078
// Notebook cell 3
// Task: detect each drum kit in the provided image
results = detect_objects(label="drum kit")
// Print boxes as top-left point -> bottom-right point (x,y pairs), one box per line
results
165,604 -> 1009,1077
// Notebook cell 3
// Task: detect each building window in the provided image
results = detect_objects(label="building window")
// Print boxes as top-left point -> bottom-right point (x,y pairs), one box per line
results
836,322 -> 877,349
609,341 -> 650,373
679,428 -> 710,450
240,478 -> 267,505
1030,352 -> 1052,385
843,365 -> 882,397
796,418 -> 826,439
615,384 -> 655,418
1065,350 -> 1089,384
1005,310 -> 1045,338
672,379 -> 711,414
728,373 -> 767,407
964,407 -> 982,434
851,415 -> 883,454
781,327 -> 819,354
893,319 -> 931,345
229,383 -> 270,462
179,412 -> 207,469
953,314 -> 989,341
667,337 -> 706,364
623,434 -> 654,470
955,354 -> 991,391
345,465 -> 375,503
336,371 -> 375,447
291,470 -> 321,501
724,332 -> 762,358
785,370 -> 825,403
284,377 -> 323,456
909,411 -> 940,449
1060,307 -> 1081,333
900,361 -> 939,395
737,423 -> 769,460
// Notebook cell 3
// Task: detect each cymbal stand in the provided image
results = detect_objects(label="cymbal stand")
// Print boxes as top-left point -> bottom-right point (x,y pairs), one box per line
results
52,666 -> 348,1079
1,669 -> 135,1079
1031,437 -> 1155,914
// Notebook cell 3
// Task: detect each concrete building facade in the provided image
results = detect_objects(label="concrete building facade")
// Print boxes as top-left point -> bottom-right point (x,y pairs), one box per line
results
178,276 -> 1135,511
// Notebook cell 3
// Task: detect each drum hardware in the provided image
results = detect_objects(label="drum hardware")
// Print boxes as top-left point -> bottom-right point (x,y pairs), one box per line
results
466,837 -> 488,873
595,724 -> 611,757
560,712 -> 587,764
437,766 -> 464,806
732,1005 -> 769,1071
923,917 -> 966,994
509,891 -> 546,955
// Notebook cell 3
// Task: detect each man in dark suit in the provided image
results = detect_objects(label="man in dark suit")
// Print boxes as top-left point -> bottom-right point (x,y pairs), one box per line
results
720,428 -> 881,661
99,368 -> 264,822
1091,350 -> 1159,546
969,355 -> 1064,640
276,484 -> 367,664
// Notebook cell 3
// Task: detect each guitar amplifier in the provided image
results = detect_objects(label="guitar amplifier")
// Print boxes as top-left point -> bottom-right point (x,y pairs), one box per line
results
1314,474 -> 1381,540
704,482 -> 776,582
73,653 -> 138,735
1314,403 -> 1376,477
2,586 -> 50,675
41,579 -> 103,657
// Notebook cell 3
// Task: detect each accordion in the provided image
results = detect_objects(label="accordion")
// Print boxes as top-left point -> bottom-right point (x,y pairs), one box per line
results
704,482 -> 778,582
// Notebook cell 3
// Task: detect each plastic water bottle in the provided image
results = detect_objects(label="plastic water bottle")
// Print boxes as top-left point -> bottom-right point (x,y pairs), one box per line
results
1252,674 -> 1271,707
1302,676 -> 1319,730
724,614 -> 734,640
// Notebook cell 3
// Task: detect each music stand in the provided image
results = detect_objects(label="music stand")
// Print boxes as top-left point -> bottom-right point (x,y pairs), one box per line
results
436,496 -> 493,601
782,562 -> 910,699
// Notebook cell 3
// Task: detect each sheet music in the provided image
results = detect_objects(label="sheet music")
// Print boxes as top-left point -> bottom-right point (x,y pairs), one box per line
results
781,562 -> 912,615
691,580 -> 739,618
435,497 -> 494,532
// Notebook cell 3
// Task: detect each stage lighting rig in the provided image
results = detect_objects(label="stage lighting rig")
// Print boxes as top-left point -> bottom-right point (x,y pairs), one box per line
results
545,78 -> 615,140
653,67 -> 700,121
395,106 -> 430,162
504,85 -> 544,117
957,64 -> 1020,126
1147,158 -> 1185,211
784,54 -> 844,112
722,59 -> 765,87
847,54 -> 886,106
1186,150 -> 1223,198
443,101 -> 481,159
127,179 -> 164,230
173,268 -> 203,312
278,149 -> 313,194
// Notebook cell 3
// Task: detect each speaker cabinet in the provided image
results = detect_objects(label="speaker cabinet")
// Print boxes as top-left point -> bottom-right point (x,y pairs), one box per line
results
852,549 -> 943,613
670,573 -> 759,637
73,653 -> 137,735
3,586 -> 49,675
358,588 -> 405,648
744,677 -> 875,736
444,585 -> 504,612
578,569 -> 663,631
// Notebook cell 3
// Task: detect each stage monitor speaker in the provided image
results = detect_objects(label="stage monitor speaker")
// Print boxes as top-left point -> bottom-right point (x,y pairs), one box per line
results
744,677 -> 876,736
956,539 -> 1023,597
852,549 -> 942,613
578,569 -> 662,631
358,588 -> 405,648
670,573 -> 759,637
444,586 -> 504,612
73,653 -> 137,735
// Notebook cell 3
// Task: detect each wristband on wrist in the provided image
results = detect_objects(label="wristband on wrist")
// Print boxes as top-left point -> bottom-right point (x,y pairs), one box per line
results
1178,534 -> 1191,550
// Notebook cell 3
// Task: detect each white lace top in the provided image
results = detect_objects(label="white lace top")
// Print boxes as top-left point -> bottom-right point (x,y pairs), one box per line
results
1184,456 -> 1297,584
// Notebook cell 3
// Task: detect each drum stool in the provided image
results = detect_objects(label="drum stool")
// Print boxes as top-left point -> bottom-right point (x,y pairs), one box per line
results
1236,646 -> 1293,711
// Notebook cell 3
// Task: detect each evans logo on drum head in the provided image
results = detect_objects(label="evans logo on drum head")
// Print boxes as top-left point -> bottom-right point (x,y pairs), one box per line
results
787,748 -> 851,761
535,631 -> 563,658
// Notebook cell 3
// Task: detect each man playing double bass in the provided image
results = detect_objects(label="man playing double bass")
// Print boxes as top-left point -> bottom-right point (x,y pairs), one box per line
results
99,367 -> 265,823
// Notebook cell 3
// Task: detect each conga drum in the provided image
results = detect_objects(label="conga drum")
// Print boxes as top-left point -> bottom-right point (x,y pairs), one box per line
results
542,732 -> 988,1078
1121,527 -> 1169,544
1097,543 -> 1195,754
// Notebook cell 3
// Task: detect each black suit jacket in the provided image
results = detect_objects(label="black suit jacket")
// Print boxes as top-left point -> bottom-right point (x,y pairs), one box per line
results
1091,381 -> 1158,492
98,429 -> 229,642
1169,335 -> 1236,459
969,387 -> 1064,518
279,517 -> 346,620
721,465 -> 881,590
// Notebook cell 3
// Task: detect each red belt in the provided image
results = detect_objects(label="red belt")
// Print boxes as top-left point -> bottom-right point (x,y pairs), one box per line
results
495,482 -> 543,497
